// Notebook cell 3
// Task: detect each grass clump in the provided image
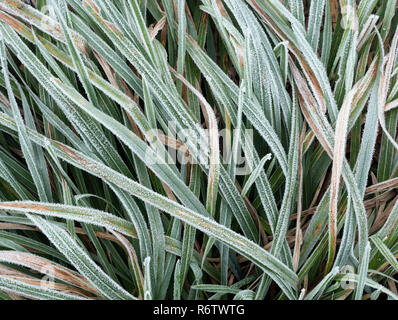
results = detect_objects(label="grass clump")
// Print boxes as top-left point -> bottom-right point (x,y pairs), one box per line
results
0,0 -> 396,300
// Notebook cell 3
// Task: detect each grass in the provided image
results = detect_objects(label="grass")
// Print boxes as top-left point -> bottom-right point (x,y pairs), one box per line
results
0,0 -> 396,300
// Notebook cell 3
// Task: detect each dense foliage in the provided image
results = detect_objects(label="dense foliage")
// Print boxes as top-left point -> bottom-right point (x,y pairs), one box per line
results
0,0 -> 397,300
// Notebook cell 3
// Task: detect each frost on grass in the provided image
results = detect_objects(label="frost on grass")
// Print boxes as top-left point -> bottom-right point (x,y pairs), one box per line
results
0,0 -> 396,301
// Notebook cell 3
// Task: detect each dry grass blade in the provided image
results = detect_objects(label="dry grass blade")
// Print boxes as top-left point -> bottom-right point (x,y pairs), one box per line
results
378,30 -> 398,152
327,83 -> 358,272
0,251 -> 97,294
